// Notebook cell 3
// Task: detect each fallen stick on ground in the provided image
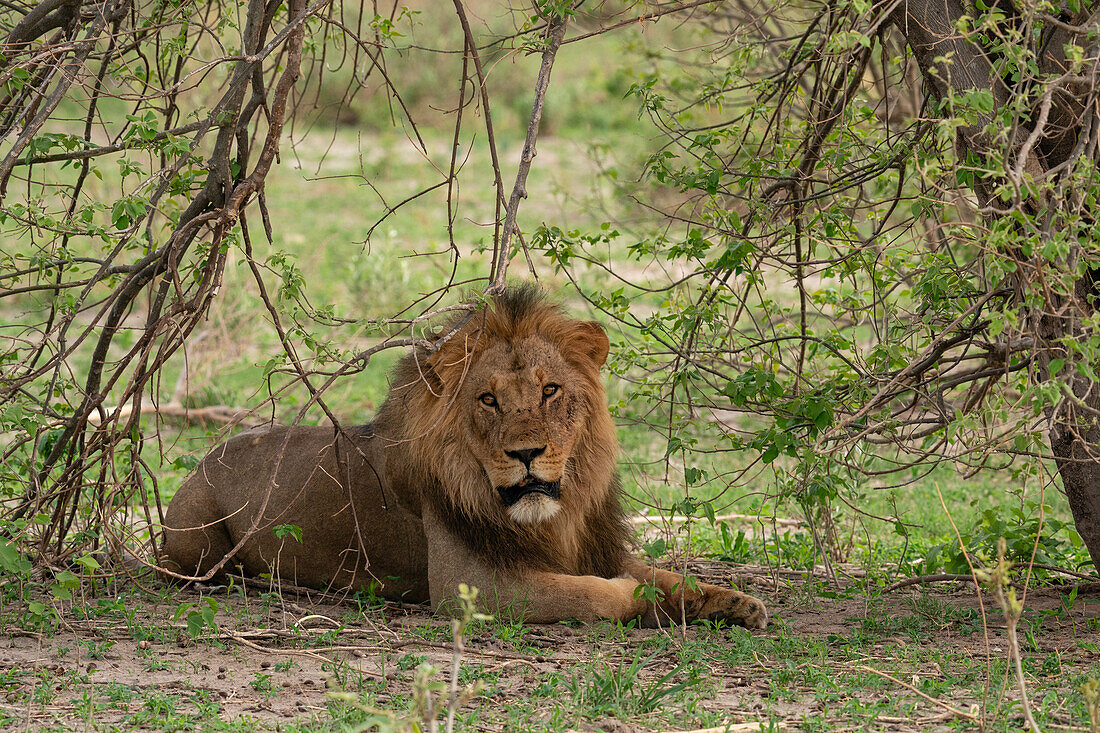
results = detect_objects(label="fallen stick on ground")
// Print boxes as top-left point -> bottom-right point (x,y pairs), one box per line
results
884,573 -> 979,592
630,513 -> 802,527
885,562 -> 1099,593
855,664 -> 979,722
568,723 -> 787,733
87,402 -> 266,427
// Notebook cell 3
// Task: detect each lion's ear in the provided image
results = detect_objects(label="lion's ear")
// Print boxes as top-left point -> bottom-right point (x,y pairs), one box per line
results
569,321 -> 610,368
425,348 -> 459,391
426,331 -> 479,391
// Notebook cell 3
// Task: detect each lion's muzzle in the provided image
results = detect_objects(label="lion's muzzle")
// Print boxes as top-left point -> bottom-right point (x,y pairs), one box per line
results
497,477 -> 561,507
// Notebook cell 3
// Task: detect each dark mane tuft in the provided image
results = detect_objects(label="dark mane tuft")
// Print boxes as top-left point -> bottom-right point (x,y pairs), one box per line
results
492,282 -> 556,330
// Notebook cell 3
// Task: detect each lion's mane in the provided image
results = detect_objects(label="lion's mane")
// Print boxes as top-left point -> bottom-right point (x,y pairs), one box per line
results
367,286 -> 631,577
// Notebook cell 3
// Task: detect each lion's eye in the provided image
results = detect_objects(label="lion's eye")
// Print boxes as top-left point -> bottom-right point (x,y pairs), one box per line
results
479,393 -> 497,408
542,384 -> 560,399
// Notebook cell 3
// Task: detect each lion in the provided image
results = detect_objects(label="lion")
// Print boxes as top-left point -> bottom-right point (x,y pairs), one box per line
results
163,286 -> 768,628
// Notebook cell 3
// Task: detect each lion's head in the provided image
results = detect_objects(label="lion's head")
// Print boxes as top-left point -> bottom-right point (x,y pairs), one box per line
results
385,286 -> 618,531
458,322 -> 608,524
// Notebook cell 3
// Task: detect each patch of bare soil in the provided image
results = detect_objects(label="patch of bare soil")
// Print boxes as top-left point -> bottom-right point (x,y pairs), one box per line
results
2,564 -> 1099,731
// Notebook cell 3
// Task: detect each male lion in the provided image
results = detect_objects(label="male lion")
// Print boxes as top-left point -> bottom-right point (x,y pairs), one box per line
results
163,286 -> 768,628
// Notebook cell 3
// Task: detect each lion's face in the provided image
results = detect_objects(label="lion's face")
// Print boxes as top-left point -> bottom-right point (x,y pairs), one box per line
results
461,335 -> 592,524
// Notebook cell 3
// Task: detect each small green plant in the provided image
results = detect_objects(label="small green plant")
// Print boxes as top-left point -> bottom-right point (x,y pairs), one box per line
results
492,621 -> 534,652
250,671 -> 277,697
322,658 -> 358,691
717,524 -> 752,562
922,501 -> 1089,577
50,569 -> 81,602
80,638 -> 115,660
397,653 -> 426,671
24,600 -> 57,630
74,689 -> 101,721
173,597 -> 220,639
138,648 -> 170,672
633,580 -> 665,606
191,689 -> 222,718
139,690 -> 178,719
1082,678 -> 1100,733
273,524 -> 303,543
568,651 -> 702,718
411,623 -> 449,642
0,537 -> 30,576
351,580 -> 390,612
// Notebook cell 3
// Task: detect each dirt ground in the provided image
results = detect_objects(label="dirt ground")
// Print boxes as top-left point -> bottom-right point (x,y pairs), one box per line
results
3,562 -> 1099,731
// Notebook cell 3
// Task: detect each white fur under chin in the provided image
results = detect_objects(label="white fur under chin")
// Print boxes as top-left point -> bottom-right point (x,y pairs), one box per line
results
507,494 -> 562,524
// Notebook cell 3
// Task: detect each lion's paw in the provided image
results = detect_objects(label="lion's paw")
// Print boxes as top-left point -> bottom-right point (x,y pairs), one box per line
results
701,588 -> 768,630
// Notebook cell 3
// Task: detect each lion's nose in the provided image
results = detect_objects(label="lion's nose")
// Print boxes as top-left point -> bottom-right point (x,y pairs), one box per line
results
506,446 -> 545,468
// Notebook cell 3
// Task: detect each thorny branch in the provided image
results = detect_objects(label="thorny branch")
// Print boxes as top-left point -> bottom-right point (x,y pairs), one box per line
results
0,0 -> 333,563
0,0 -> 601,571
490,6 -> 571,292
533,0 -> 1100,577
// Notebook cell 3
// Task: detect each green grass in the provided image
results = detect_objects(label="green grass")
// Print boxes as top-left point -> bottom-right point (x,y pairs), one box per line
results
1,571 -> 1099,730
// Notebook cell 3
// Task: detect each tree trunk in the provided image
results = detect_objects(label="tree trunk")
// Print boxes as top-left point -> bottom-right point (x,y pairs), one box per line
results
1042,275 -> 1100,574
1049,417 -> 1100,573
895,0 -> 1100,573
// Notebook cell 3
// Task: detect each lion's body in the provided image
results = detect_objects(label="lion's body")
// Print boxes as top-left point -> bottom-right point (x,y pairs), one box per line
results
164,424 -> 430,600
163,287 -> 767,628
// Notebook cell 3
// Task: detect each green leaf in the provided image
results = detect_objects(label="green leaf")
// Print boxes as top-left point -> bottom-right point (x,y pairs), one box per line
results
172,454 -> 200,471
75,553 -> 100,573
273,524 -> 303,543
187,611 -> 204,638
0,539 -> 30,575
643,538 -> 668,560
633,582 -> 664,603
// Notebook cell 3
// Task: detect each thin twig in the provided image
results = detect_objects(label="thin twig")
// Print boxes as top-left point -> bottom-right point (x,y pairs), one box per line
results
855,665 -> 979,722
990,542 -> 1043,733
489,7 -> 570,291
883,573 -> 979,592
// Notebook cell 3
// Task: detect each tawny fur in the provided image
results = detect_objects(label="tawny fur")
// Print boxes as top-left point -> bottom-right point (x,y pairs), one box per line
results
162,286 -> 768,629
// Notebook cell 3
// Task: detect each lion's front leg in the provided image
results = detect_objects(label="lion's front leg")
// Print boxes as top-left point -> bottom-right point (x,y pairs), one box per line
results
427,544 -> 647,624
423,508 -> 649,624
436,569 -> 653,624
624,559 -> 768,630
491,571 -> 654,624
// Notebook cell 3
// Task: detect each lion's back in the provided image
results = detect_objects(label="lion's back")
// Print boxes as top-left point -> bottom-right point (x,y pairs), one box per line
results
165,423 -> 430,601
